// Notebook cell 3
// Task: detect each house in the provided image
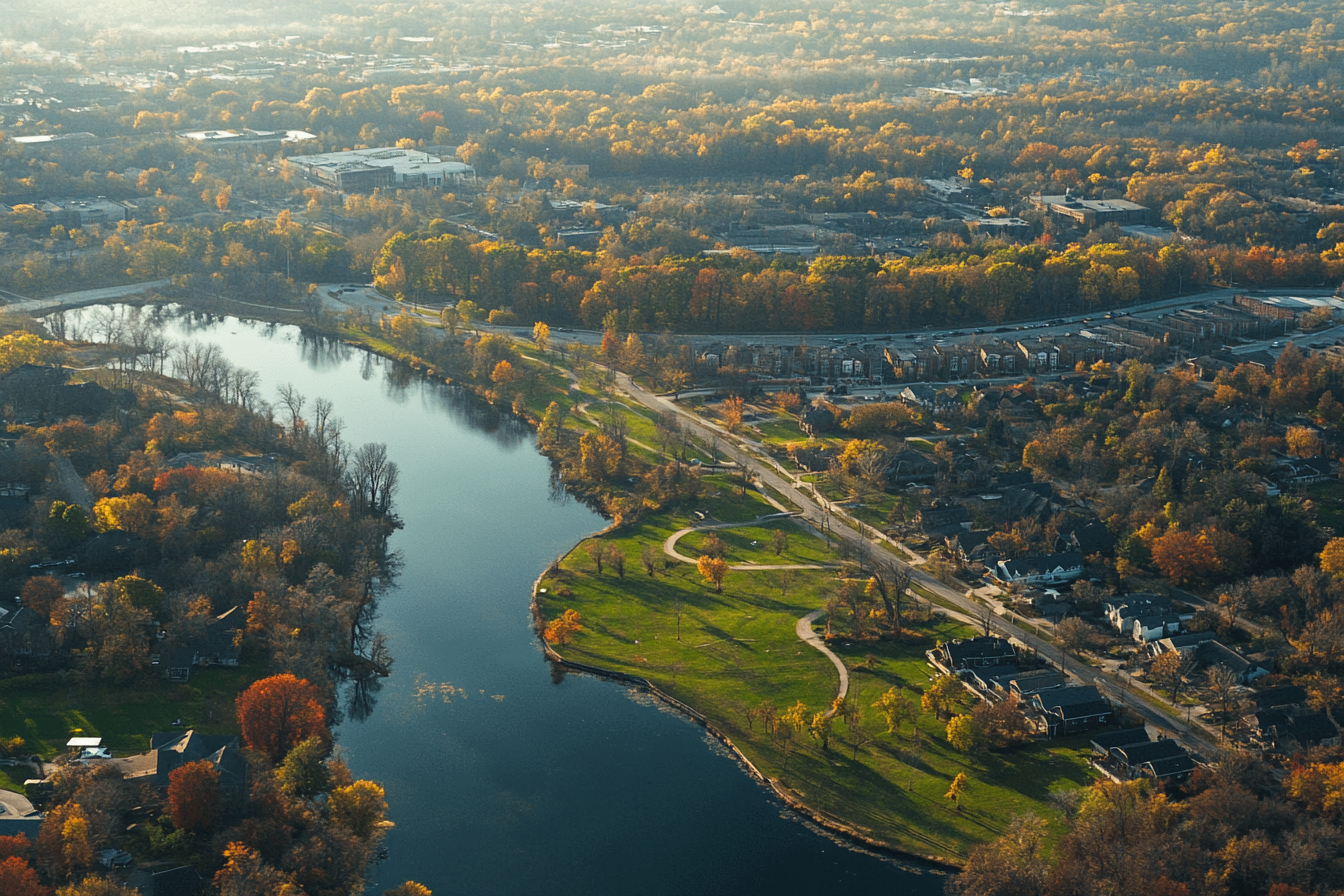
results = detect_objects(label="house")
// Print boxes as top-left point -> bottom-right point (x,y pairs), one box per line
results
1105,594 -> 1172,633
1251,685 -> 1308,710
1107,738 -> 1190,779
886,448 -> 938,486
0,606 -> 56,669
916,503 -> 972,537
1150,631 -> 1217,657
1132,614 -> 1183,643
126,865 -> 207,896
931,636 -> 1016,671
966,664 -> 1022,692
1283,713 -> 1339,750
900,384 -> 940,409
0,363 -> 66,418
992,551 -> 1084,586
1196,640 -> 1270,683
1033,685 -> 1112,736
160,607 -> 243,681
134,731 -> 248,803
1008,669 -> 1065,699
1090,727 -> 1151,757
799,404 -> 838,436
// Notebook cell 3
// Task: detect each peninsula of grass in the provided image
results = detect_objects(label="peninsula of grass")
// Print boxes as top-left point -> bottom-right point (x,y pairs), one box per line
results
535,510 -> 1096,865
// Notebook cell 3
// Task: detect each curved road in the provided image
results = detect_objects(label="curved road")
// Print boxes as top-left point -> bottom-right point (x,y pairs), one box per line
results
662,515 -> 828,571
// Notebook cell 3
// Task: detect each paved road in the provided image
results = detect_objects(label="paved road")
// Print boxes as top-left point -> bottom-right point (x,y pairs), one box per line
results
662,515 -> 827,571
612,369 -> 1222,754
0,785 -> 36,817
797,609 -> 849,705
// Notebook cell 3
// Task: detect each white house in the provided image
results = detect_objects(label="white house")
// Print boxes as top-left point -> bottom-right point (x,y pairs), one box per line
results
993,551 -> 1083,586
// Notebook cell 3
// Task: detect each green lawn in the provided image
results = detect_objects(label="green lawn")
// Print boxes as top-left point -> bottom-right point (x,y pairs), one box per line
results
0,660 -> 260,760
679,525 -> 834,566
537,513 -> 1096,864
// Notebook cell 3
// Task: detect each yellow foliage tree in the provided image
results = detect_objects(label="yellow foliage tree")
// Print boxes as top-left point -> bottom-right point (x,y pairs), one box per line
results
92,494 -> 156,537
1322,538 -> 1344,578
697,555 -> 728,593
328,780 -> 390,838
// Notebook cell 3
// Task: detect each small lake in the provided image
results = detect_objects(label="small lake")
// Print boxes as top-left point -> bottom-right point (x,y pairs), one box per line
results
65,305 -> 946,895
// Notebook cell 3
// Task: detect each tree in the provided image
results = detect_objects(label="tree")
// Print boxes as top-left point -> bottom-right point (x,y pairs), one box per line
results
945,772 -> 969,810
168,759 -> 221,833
385,886 -> 432,896
1149,529 -> 1220,585
544,609 -> 582,646
640,543 -> 658,576
721,396 -> 745,434
1055,617 -> 1094,657
810,711 -> 833,751
948,813 -> 1048,896
697,555 -> 728,593
585,540 -> 605,574
1205,664 -> 1239,735
604,543 -> 626,577
61,808 -> 92,875
780,701 -> 808,767
58,880 -> 139,895
21,577 -> 64,623
276,736 -> 331,799
973,694 -> 1035,748
328,780 -> 388,838
235,673 -> 329,763
873,687 -> 915,736
922,674 -> 963,719
1150,649 -> 1197,703
214,842 -> 300,896
772,529 -> 788,556
0,857 -> 48,896
531,321 -> 550,352
947,714 -> 986,754
1321,537 -> 1344,578
91,494 -> 155,537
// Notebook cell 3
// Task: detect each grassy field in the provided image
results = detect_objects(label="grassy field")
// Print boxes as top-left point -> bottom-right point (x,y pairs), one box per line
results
678,525 -> 834,566
536,512 -> 1096,864
0,660 -> 259,765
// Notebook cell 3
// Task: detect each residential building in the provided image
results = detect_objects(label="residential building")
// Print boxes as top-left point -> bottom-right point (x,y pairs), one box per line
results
930,636 -> 1016,671
992,551 -> 1084,586
1033,685 -> 1113,736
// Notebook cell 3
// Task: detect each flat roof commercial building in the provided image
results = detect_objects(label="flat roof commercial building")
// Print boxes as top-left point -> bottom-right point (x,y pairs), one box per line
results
1030,193 -> 1151,227
284,147 -> 474,192
178,128 -> 317,153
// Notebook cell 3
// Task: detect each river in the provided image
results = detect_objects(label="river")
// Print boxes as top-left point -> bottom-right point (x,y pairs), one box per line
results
65,306 -> 946,895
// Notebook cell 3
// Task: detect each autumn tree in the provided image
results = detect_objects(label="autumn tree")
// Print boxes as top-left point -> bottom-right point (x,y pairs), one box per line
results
531,322 -> 550,352
946,772 -> 969,810
1055,617 -> 1095,657
721,396 -> 745,434
772,529 -> 788,556
214,842 -> 300,895
168,760 -> 221,833
809,711 -> 833,751
604,543 -> 625,577
873,687 -> 915,736
276,736 -> 332,799
1149,529 -> 1220,585
697,555 -> 728,593
385,886 -> 432,896
1321,537 -> 1344,578
235,673 -> 330,763
544,609 -> 582,646
0,857 -> 48,896
947,714 -> 986,754
328,780 -> 389,838
21,577 -> 64,623
973,694 -> 1035,748
922,674 -> 963,720
1150,649 -> 1197,703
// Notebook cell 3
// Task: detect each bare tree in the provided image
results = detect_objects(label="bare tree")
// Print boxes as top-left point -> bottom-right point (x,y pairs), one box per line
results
865,560 -> 912,637
1055,617 -> 1094,657
1205,664 -> 1239,736
346,442 -> 399,516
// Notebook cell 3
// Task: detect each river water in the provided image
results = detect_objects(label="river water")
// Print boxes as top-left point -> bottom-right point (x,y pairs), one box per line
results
69,306 -> 945,895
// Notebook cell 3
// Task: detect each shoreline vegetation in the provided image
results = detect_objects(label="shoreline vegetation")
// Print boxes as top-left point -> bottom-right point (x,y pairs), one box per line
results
124,287 -> 1100,869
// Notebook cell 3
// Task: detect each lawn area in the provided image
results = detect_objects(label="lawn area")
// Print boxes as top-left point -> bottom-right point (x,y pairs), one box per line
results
678,524 -> 834,566
537,512 -> 1096,864
0,659 -> 260,760
0,765 -> 28,795
1307,480 -> 1344,532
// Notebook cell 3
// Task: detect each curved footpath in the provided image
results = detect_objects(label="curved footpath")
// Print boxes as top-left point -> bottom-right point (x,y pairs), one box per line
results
662,513 -> 829,570
796,609 -> 849,704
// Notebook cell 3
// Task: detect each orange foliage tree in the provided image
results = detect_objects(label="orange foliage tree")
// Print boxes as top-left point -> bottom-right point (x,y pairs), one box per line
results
543,609 -> 582,646
0,856 -> 48,896
697,555 -> 729,593
235,673 -> 329,763
1149,529 -> 1220,586
168,759 -> 222,833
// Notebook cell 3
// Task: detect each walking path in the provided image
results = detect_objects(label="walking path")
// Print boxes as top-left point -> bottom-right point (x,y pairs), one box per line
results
3,279 -> 173,314
796,609 -> 848,704
662,514 -> 829,571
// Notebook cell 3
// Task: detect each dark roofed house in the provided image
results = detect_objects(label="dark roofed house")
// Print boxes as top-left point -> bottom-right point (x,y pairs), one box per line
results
1091,727 -> 1151,756
0,363 -> 66,418
137,731 -> 247,803
1033,685 -> 1112,736
127,864 -> 207,896
917,503 -> 972,537
966,664 -> 1022,692
931,636 -> 1016,671
1286,713 -> 1339,749
887,448 -> 938,486
1253,685 -> 1308,710
1108,737 -> 1192,781
1008,669 -> 1065,698
1196,640 -> 1270,683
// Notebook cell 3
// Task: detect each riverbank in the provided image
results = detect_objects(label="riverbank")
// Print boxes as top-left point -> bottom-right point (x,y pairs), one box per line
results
532,505 -> 1096,867
147,292 -> 1097,867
